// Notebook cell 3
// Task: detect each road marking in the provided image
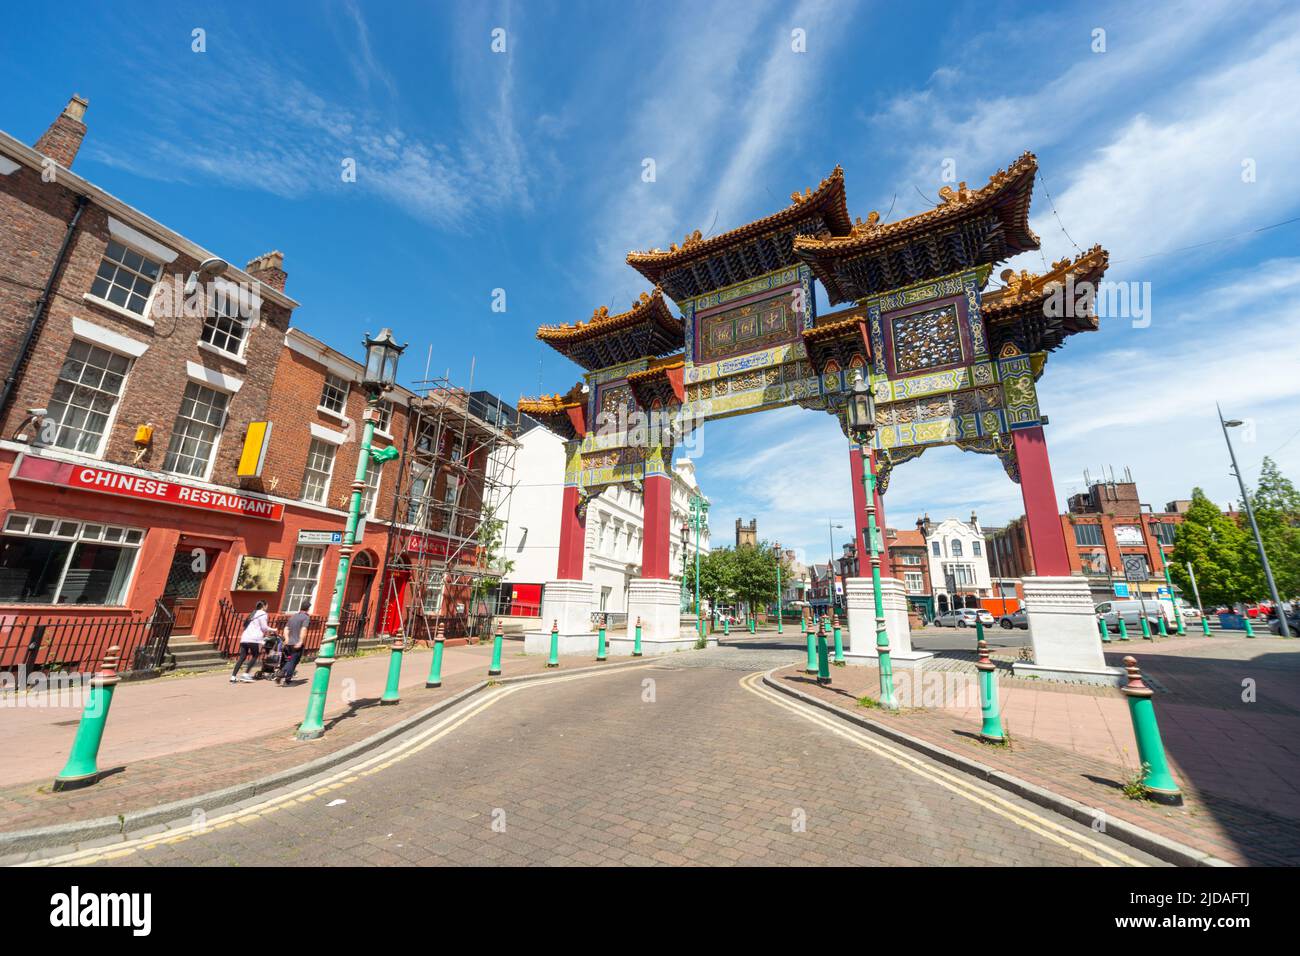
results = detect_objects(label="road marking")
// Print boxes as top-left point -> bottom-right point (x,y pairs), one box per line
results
23,665 -> 640,867
739,671 -> 1146,867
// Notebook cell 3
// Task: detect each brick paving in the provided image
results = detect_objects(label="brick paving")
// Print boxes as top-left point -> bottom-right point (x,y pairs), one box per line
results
88,652 -> 1161,867
775,634 -> 1300,866
0,641 -> 610,834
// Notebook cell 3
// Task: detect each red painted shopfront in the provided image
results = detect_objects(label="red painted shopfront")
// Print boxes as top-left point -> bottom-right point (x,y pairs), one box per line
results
1,449 -> 387,661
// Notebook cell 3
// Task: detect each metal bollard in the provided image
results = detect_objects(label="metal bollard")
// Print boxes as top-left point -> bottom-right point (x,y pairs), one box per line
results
489,622 -> 504,677
1098,616 -> 1111,643
381,638 -> 404,705
633,616 -> 643,657
1120,656 -> 1183,805
53,645 -> 122,791
425,636 -> 445,688
546,619 -> 560,667
816,620 -> 831,685
832,611 -> 844,665
596,614 -> 607,662
975,639 -> 1005,743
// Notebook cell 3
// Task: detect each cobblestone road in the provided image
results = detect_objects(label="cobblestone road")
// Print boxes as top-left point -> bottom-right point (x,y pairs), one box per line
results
55,647 -> 1162,867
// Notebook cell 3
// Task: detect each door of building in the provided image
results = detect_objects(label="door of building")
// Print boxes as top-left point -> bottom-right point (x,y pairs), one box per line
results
344,550 -> 376,612
161,547 -> 214,634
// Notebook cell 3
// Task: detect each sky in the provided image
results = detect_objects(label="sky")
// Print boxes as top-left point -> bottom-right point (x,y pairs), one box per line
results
2,0 -> 1298,567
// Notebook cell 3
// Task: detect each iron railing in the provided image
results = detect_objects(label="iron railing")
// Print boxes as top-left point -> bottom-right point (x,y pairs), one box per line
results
213,600 -> 369,659
0,599 -> 176,675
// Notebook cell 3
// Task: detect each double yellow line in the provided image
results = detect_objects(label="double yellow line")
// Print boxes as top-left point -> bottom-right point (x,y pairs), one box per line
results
739,671 -> 1147,867
24,667 -> 626,868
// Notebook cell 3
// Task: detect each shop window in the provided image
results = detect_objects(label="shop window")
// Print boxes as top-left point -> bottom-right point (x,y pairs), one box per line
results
89,239 -> 161,316
45,340 -> 131,455
302,438 -> 337,504
0,512 -> 143,605
283,545 -> 325,612
319,374 -> 349,415
163,382 -> 229,479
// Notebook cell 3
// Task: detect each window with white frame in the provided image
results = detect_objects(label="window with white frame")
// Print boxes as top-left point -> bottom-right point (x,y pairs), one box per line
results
972,540 -> 982,557
945,563 -> 977,587
90,240 -> 161,316
904,571 -> 925,593
163,382 -> 229,478
362,463 -> 383,517
422,579 -> 444,614
319,374 -> 349,415
951,540 -> 963,557
45,340 -> 131,454
931,541 -> 940,557
376,400 -> 394,433
1074,523 -> 1104,546
406,469 -> 429,525
0,512 -> 143,605
302,438 -> 337,504
283,544 -> 325,612
200,286 -> 251,356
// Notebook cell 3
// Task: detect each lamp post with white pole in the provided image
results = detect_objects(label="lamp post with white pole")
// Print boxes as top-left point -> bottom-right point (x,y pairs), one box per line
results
297,329 -> 405,739
847,369 -> 897,710
1219,405 -> 1289,637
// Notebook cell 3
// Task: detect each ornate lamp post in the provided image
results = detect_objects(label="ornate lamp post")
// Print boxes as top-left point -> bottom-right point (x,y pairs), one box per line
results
297,329 -> 405,739
688,493 -> 709,636
679,520 -> 690,612
847,369 -> 897,709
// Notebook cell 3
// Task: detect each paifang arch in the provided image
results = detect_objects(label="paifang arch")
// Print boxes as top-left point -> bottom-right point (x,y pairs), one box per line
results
520,153 -> 1117,682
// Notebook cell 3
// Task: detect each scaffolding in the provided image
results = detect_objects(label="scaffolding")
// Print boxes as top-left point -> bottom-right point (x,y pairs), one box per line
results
377,378 -> 519,645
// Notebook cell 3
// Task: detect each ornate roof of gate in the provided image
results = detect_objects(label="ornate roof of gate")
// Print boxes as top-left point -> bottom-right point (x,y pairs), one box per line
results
626,167 -> 853,303
517,381 -> 586,440
981,244 -> 1109,354
535,288 -> 683,370
794,152 -> 1041,303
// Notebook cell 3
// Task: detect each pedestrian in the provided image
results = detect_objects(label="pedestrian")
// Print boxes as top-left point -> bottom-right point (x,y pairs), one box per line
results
277,600 -> 311,685
231,600 -> 274,683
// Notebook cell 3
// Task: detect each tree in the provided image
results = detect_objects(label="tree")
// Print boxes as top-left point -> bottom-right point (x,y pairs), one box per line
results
696,548 -> 736,612
1169,489 -> 1252,608
1245,457 -> 1300,599
471,505 -> 514,610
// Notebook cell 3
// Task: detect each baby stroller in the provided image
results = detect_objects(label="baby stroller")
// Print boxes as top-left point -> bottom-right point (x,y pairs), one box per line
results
255,632 -> 283,680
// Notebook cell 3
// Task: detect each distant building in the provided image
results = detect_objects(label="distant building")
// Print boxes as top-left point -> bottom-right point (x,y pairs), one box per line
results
886,527 -> 933,619
916,513 -> 992,615
735,517 -> 757,549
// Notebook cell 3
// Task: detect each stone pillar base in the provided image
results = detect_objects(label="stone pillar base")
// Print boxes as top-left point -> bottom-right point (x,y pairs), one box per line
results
524,579 -> 597,656
1018,575 -> 1124,686
844,576 -> 930,667
609,579 -> 711,656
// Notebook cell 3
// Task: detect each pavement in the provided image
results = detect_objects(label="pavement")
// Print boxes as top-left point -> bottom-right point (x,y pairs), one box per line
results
2,626 -> 1295,866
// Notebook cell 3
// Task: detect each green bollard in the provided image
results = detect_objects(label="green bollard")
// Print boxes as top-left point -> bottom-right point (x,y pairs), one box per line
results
1120,656 -> 1183,805
546,619 -> 560,667
425,636 -> 445,688
975,615 -> 986,647
380,638 -> 404,705
489,623 -> 504,677
832,611 -> 844,665
1098,616 -> 1111,643
976,639 -> 1006,743
724,617 -> 730,637
749,616 -> 756,634
805,616 -> 817,674
596,614 -> 607,662
53,645 -> 122,791
816,621 -> 831,685
1201,617 -> 1211,637
1244,615 -> 1256,638
1157,615 -> 1168,637
1139,614 -> 1152,640
1118,616 -> 1130,641
633,616 -> 643,657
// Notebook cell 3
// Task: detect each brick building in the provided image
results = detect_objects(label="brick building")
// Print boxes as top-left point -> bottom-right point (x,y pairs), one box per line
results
0,96 -> 496,670
986,472 -> 1187,604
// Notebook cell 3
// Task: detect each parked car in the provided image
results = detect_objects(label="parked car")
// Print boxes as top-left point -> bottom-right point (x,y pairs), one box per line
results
1177,601 -> 1201,624
999,609 -> 1028,629
1268,608 -> 1300,636
1094,599 -> 1169,630
934,607 -> 996,628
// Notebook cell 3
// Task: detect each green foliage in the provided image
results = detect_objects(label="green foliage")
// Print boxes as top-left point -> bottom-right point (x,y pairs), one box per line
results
1245,458 -> 1300,599
1169,489 -> 1253,607
472,505 -> 514,602
695,539 -> 788,613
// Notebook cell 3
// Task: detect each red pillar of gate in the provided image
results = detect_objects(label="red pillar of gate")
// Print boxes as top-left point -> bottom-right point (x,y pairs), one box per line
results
641,473 -> 672,579
849,447 -> 892,577
1011,425 -> 1071,577
556,485 -> 587,580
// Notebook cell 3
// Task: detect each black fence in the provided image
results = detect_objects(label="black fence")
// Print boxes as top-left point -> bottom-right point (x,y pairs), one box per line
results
213,600 -> 369,659
0,600 -> 175,675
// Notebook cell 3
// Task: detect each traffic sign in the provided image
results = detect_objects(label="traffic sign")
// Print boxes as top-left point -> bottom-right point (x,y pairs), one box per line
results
298,530 -> 343,545
1112,583 -> 1130,598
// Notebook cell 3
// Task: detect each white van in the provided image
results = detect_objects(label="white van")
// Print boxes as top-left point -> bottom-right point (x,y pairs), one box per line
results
1094,598 -> 1175,630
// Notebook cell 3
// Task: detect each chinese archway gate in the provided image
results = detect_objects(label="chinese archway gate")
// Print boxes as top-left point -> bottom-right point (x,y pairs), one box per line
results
520,152 -> 1120,683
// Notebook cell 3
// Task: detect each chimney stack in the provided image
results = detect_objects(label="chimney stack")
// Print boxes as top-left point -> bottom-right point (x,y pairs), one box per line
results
34,94 -> 89,169
245,250 -> 287,292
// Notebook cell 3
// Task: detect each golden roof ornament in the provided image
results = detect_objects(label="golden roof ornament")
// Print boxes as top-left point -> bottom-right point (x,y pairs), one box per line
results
999,268 -> 1037,296
937,181 -> 972,205
851,211 -> 881,236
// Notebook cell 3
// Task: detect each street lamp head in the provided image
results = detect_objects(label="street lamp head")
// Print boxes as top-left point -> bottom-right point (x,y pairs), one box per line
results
1223,419 -> 1244,428
362,328 -> 406,391
846,369 -> 876,444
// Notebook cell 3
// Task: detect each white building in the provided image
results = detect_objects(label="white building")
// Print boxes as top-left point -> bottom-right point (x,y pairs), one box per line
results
919,513 -> 992,612
493,411 -> 710,616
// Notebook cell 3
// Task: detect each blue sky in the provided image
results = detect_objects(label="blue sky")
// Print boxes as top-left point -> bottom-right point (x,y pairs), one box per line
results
3,0 -> 1299,566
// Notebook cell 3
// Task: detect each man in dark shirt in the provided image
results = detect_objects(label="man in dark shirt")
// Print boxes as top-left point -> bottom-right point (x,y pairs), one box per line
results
277,601 -> 312,685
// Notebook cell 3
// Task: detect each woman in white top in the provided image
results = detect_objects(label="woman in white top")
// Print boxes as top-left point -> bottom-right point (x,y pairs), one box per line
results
231,601 -> 274,683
